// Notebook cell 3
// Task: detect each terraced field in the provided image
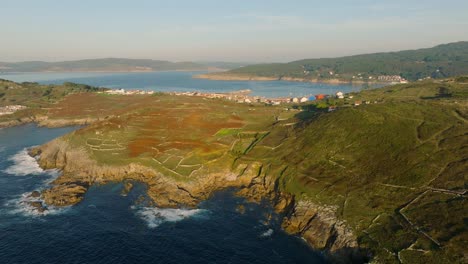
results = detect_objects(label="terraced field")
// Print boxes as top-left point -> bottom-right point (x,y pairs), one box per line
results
55,94 -> 294,181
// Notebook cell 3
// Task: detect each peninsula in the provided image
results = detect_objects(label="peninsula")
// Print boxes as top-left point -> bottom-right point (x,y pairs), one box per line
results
1,77 -> 467,263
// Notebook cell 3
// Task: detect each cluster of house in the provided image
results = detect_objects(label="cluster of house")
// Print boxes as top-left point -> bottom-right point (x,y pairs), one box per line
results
377,75 -> 408,83
104,89 -> 155,95
353,100 -> 378,106
351,74 -> 408,84
0,105 -> 26,116
169,90 -> 350,106
102,88 -> 369,110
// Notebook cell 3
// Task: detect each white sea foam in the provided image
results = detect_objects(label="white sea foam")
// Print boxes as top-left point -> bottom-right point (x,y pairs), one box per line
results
260,228 -> 274,238
134,206 -> 208,228
3,148 -> 44,176
4,170 -> 67,217
5,192 -> 70,217
2,148 -> 67,216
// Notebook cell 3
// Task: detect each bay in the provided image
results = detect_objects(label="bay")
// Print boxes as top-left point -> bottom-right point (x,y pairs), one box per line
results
0,71 -> 369,98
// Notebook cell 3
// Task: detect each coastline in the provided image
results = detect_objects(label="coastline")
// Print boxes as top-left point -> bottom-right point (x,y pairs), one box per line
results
27,133 -> 361,263
0,69 -> 214,75
0,110 -> 363,263
0,116 -> 100,129
194,73 -> 393,85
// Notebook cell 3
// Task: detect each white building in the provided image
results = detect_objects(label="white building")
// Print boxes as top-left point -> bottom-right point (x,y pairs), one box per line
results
336,91 -> 344,99
105,89 -> 125,95
300,97 -> 308,103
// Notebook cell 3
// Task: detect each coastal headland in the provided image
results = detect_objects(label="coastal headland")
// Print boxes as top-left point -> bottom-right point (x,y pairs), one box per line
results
1,77 -> 467,263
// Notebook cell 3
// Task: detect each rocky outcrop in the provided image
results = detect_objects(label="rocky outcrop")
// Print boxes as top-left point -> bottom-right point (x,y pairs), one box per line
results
28,201 -> 48,213
282,200 -> 366,263
0,115 -> 47,128
227,164 -> 363,263
30,191 -> 41,198
0,115 -> 98,129
121,181 -> 134,196
37,117 -> 99,128
42,183 -> 88,206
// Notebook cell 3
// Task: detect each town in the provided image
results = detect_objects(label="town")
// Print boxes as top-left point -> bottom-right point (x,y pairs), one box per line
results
103,88 -> 339,105
101,88 -> 376,112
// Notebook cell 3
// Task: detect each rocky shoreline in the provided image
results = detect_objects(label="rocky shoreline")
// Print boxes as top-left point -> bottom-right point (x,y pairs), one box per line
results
0,115 -> 102,129
25,136 -> 364,263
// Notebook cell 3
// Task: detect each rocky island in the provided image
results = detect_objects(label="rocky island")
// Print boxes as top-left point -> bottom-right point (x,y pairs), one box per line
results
1,77 -> 467,263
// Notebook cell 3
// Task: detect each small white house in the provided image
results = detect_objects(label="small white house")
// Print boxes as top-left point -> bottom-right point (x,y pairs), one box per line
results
336,91 -> 344,99
292,97 -> 299,103
300,97 -> 308,103
106,88 -> 126,95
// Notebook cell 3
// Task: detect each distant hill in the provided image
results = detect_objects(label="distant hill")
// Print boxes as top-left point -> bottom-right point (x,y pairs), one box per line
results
0,58 -> 211,72
197,41 -> 468,82
196,61 -> 254,70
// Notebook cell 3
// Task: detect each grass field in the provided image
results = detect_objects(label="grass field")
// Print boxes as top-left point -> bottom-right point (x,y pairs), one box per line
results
55,94 -> 296,182
0,79 -> 104,124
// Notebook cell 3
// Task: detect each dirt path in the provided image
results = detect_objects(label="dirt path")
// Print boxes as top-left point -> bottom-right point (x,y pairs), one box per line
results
452,110 -> 467,123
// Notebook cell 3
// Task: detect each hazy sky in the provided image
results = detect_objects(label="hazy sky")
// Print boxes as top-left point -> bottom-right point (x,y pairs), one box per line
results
1,0 -> 468,62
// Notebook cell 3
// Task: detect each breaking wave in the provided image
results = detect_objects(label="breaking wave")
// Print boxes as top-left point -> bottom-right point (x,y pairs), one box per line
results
134,206 -> 209,228
4,192 -> 70,217
260,228 -> 274,238
3,148 -> 44,176
1,148 -> 66,217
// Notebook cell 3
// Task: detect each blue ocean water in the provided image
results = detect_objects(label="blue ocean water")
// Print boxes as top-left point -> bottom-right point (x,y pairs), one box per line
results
0,71 -> 367,98
0,124 -> 327,264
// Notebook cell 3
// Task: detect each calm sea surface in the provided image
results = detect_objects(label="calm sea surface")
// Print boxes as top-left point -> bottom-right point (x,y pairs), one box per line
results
0,71 -> 371,98
0,124 -> 327,263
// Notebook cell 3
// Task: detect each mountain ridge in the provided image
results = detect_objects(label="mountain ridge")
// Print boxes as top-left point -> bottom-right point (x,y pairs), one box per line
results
0,58 -> 215,72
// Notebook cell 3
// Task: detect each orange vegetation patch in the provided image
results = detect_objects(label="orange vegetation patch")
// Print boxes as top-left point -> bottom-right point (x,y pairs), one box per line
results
61,94 -> 255,159
48,93 -> 157,118
127,107 -> 244,157
128,137 -> 161,157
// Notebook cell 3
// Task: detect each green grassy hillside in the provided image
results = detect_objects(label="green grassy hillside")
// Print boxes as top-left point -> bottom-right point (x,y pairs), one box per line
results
239,78 -> 467,262
217,42 -> 468,81
0,79 -> 105,125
